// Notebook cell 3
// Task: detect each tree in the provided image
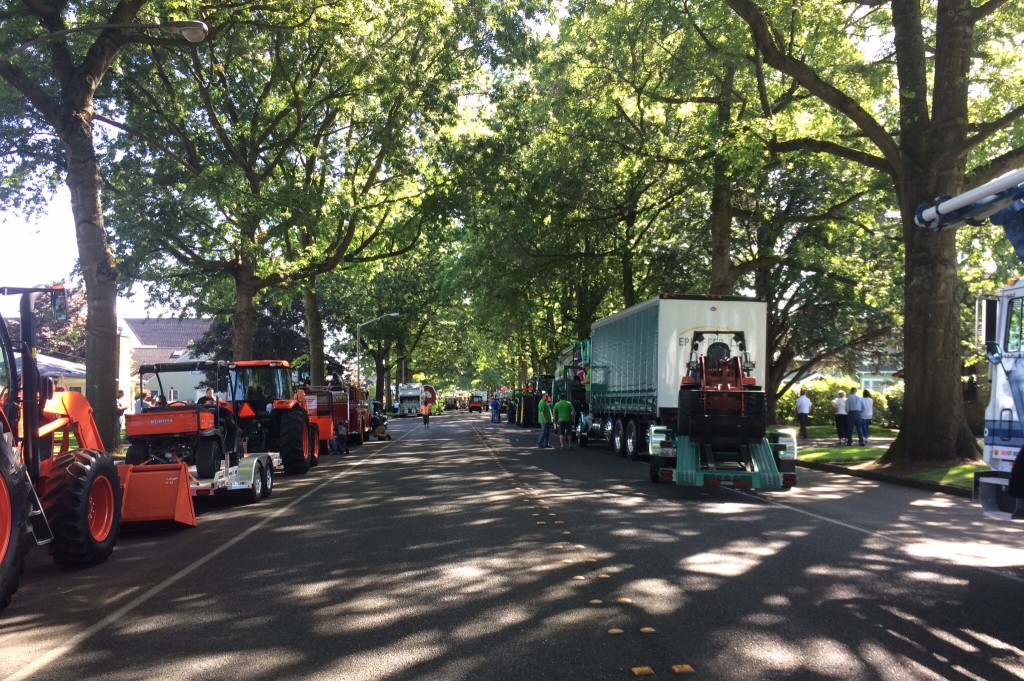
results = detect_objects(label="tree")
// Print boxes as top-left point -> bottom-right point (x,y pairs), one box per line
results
0,1 -> 208,449
724,0 -> 1024,463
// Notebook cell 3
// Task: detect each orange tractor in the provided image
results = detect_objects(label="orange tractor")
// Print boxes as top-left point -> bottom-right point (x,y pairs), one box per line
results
0,286 -> 122,611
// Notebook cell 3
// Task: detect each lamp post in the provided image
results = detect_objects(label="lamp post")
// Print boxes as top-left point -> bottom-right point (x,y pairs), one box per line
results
0,15 -> 208,451
354,313 -> 397,426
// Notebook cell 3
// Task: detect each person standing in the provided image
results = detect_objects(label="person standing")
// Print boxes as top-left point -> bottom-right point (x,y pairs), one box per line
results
860,389 -> 874,444
795,390 -> 811,441
845,388 -> 863,446
115,389 -> 129,432
831,390 -> 847,446
490,397 -> 500,423
536,391 -> 553,448
421,401 -> 431,428
552,395 -> 575,450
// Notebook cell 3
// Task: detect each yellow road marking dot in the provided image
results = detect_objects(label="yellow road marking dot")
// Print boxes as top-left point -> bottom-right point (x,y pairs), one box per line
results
672,664 -> 695,674
561,559 -> 573,564
562,531 -> 572,536
554,520 -> 565,525
536,521 -> 547,525
640,627 -> 657,634
573,544 -> 585,549
608,628 -> 624,635
572,575 -> 586,581
616,597 -> 633,604
631,667 -> 655,677
589,599 -> 603,605
598,574 -> 611,579
584,557 -> 597,563
531,513 -> 540,517
552,544 -> 564,550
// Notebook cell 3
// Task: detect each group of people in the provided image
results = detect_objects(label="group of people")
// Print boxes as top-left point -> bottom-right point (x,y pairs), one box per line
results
794,387 -> 875,446
536,391 -> 575,450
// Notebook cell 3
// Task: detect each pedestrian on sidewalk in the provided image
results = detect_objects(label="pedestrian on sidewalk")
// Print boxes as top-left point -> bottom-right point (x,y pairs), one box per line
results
831,390 -> 847,446
536,392 -> 553,448
795,390 -> 811,441
846,388 -> 864,446
552,395 -> 575,449
860,389 -> 874,443
490,397 -> 500,423
422,402 -> 431,428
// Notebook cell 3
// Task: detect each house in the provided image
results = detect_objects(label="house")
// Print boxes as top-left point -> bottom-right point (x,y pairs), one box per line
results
15,353 -> 87,393
119,317 -> 213,399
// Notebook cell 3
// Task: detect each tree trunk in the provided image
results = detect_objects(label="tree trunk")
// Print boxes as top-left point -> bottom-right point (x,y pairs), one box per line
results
303,284 -> 325,384
64,123 -> 120,452
233,274 -> 260,360
708,67 -> 737,296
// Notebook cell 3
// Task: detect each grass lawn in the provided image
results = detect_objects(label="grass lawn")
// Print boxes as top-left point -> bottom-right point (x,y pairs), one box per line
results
788,424 -> 987,490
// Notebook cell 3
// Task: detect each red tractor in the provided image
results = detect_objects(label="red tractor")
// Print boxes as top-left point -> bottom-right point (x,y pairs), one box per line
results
0,286 -> 122,611
226,360 -> 319,474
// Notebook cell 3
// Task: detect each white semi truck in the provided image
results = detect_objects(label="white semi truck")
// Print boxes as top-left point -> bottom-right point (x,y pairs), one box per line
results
916,169 -> 1024,519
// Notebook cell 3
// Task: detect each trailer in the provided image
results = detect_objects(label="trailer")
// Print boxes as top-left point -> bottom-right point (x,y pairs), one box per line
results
568,294 -> 794,492
397,382 -> 437,416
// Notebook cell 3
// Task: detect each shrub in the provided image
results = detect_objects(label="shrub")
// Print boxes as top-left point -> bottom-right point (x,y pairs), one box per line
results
879,380 -> 903,429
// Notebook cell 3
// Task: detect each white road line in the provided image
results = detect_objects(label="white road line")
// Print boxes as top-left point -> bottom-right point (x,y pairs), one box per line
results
6,437 -> 403,681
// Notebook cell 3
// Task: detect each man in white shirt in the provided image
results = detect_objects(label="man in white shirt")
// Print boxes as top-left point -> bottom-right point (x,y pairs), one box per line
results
795,391 -> 812,441
831,390 -> 847,446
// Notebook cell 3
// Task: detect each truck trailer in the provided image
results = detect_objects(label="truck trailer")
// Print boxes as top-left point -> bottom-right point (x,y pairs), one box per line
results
571,294 -> 795,492
397,382 -> 438,416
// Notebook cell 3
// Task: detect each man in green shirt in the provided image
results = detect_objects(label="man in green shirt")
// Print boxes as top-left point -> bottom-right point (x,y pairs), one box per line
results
552,396 -> 575,449
536,392 -> 553,448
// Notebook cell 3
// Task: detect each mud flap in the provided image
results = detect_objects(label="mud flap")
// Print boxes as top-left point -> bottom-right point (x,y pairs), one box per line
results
118,463 -> 197,527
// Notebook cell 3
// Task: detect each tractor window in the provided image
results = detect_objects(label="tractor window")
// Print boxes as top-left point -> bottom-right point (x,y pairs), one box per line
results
1007,297 -> 1024,352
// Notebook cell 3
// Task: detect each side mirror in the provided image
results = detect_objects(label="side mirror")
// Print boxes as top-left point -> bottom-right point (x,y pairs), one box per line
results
985,341 -> 1003,364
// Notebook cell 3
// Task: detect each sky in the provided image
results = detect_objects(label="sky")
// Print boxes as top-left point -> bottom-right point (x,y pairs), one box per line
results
1,189 -> 163,319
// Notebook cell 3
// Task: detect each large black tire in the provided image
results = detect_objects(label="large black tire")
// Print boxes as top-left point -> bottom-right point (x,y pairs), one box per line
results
125,442 -> 149,466
626,419 -> 641,461
262,462 -> 274,498
42,450 -> 122,568
280,410 -> 311,474
0,437 -> 28,610
194,439 -> 223,480
612,419 -> 627,458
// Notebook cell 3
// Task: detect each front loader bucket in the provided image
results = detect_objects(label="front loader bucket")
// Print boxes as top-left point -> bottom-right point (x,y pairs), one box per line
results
118,463 -> 197,527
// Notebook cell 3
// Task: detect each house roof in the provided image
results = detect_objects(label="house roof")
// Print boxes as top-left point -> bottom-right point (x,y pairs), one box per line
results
15,353 -> 87,379
123,318 -> 213,348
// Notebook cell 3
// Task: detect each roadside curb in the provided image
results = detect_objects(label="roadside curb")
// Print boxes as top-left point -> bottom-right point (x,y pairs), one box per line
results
797,459 -> 972,499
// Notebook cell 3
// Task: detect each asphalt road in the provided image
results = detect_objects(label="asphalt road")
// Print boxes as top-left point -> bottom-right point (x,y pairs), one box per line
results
2,412 -> 1023,680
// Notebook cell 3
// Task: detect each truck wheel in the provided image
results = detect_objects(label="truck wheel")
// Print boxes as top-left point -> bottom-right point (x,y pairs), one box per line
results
244,462 -> 264,504
42,450 -> 122,568
0,438 -> 28,610
612,419 -> 627,457
125,442 -> 149,466
626,419 -> 641,460
575,414 -> 589,447
262,462 -> 274,498
602,417 -> 614,444
309,425 -> 320,468
194,439 -> 223,480
280,410 -> 311,474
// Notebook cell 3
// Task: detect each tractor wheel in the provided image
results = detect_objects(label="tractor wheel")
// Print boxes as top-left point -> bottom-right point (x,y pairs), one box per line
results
262,462 -> 274,498
280,410 -> 311,474
0,437 -> 28,610
125,442 -> 149,466
42,450 -> 122,568
612,419 -> 627,458
194,439 -> 223,480
244,462 -> 264,504
308,425 -> 320,468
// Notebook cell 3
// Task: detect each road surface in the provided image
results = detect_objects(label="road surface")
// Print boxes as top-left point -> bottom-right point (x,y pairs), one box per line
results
2,412 -> 1022,680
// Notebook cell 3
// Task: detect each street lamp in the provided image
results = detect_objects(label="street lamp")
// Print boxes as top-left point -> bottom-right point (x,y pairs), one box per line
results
354,313 -> 397,426
1,20 -> 209,64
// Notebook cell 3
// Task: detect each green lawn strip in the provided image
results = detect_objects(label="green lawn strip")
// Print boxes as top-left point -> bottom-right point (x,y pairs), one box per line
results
795,427 -> 985,491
